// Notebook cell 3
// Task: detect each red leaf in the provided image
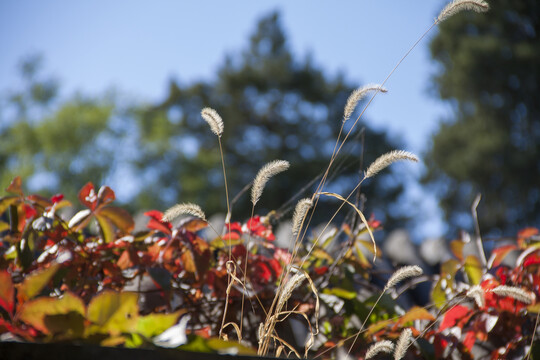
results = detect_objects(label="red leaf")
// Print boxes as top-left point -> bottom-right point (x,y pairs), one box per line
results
314,266 -> 329,275
144,210 -> 172,235
23,203 -> 38,219
6,176 -> 23,196
253,261 -> 272,283
463,331 -> 476,352
50,194 -> 64,204
523,252 -> 540,267
96,186 -> 115,208
78,182 -> 97,210
439,305 -> 472,331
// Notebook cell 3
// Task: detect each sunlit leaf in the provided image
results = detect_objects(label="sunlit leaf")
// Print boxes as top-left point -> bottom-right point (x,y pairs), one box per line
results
86,291 -> 139,336
97,206 -> 134,233
0,271 -> 14,314
179,218 -> 208,232
18,292 -> 85,335
322,287 -> 356,300
439,304 -> 472,331
311,248 -> 334,262
136,309 -> 186,338
450,240 -> 465,261
464,255 -> 483,285
441,259 -> 460,277
431,278 -> 446,309
96,215 -> 115,244
17,263 -> 61,302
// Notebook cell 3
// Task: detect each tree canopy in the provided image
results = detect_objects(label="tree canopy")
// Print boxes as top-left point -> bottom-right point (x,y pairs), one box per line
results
425,0 -> 540,234
1,12 -> 406,226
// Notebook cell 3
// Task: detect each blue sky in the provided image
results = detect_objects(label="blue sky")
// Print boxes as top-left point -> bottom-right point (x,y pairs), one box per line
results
0,0 -> 452,238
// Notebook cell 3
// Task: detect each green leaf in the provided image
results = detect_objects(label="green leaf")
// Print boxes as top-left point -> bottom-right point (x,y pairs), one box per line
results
464,255 -> 483,285
17,263 -> 60,302
18,292 -> 85,335
95,214 -> 115,244
136,310 -> 186,338
86,291 -> 138,336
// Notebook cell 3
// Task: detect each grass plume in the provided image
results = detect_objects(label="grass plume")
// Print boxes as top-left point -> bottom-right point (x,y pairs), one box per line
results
385,265 -> 423,290
251,160 -> 290,206
201,107 -> 224,137
437,0 -> 489,23
365,150 -> 419,179
491,285 -> 536,304
365,340 -> 395,359
292,198 -> 313,237
394,328 -> 412,360
163,202 -> 206,222
343,84 -> 387,123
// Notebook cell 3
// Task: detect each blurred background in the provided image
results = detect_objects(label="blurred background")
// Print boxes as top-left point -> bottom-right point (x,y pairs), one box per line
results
1,0 -> 538,243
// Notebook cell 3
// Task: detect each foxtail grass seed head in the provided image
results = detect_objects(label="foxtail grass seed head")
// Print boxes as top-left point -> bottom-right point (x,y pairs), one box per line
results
385,265 -> 423,290
365,340 -> 395,360
466,285 -> 485,308
491,285 -> 536,304
251,160 -> 290,206
201,107 -> 224,137
343,84 -> 387,123
437,0 -> 489,23
277,272 -> 306,312
365,150 -> 419,179
394,328 -> 412,360
163,203 -> 206,222
292,198 -> 313,237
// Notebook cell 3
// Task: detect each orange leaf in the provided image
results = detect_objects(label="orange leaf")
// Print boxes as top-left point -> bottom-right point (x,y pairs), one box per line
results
0,271 -> 14,314
488,244 -> 517,268
450,240 -> 465,261
397,306 -> 435,326
6,177 -> 23,196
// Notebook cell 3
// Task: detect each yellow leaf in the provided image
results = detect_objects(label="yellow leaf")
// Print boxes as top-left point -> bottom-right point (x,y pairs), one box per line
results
86,291 -> 138,336
464,255 -> 483,285
17,263 -> 60,302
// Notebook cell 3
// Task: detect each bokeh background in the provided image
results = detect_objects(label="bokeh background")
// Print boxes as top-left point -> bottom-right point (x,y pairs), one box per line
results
1,0 -> 538,242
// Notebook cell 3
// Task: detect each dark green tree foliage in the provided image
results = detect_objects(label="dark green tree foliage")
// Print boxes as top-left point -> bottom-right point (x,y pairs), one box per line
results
425,0 -> 540,233
0,55 -> 120,202
137,12 -> 403,222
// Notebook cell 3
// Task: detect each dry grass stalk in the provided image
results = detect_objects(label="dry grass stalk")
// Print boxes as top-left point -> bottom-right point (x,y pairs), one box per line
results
385,265 -> 423,290
466,285 -> 485,308
162,202 -> 206,222
365,150 -> 419,179
491,285 -> 536,304
437,0 -> 489,23
343,84 -> 387,123
394,328 -> 412,360
251,160 -> 290,205
201,107 -> 224,137
292,198 -> 313,237
365,340 -> 395,359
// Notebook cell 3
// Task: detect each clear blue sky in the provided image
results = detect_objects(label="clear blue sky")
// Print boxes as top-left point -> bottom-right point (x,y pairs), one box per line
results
0,0 -> 452,238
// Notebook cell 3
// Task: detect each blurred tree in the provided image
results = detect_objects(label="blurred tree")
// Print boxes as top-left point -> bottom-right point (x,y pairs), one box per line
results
0,54 -> 123,202
425,0 -> 540,233
136,12 -> 405,224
